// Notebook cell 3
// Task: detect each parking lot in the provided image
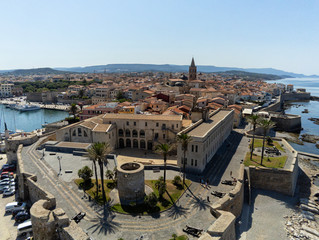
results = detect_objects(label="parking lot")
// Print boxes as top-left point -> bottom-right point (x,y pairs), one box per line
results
0,154 -> 31,240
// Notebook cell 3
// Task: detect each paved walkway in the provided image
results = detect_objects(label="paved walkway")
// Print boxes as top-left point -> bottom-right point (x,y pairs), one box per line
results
21,130 -> 250,240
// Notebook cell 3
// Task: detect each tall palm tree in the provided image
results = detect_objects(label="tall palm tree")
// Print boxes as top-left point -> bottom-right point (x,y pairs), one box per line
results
87,142 -> 112,203
246,114 -> 260,160
258,119 -> 275,165
155,143 -> 174,183
177,133 -> 192,187
69,103 -> 78,121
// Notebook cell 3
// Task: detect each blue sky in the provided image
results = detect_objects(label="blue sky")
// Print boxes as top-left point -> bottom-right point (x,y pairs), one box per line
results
1,0 -> 318,75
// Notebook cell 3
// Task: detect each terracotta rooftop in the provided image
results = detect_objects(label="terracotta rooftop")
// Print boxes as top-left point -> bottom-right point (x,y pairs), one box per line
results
102,113 -> 182,121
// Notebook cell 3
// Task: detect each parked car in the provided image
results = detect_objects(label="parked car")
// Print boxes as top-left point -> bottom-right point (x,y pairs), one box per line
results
0,178 -> 15,184
15,211 -> 30,223
0,184 -> 15,193
5,202 -> 27,214
1,172 -> 14,179
17,220 -> 32,237
12,208 -> 28,217
3,187 -> 15,196
1,164 -> 16,172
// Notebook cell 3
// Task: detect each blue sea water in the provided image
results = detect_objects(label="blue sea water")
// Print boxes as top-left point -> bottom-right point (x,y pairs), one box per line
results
0,104 -> 69,133
268,78 -> 319,154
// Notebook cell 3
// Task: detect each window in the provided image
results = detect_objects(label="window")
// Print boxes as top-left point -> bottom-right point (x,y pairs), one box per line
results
126,121 -> 129,126
72,130 -> 76,136
191,159 -> 194,166
195,145 -> 198,152
140,130 -> 145,138
118,129 -> 124,137
176,124 -> 178,128
156,122 -> 159,127
192,145 -> 194,152
134,122 -> 136,126
145,122 -> 148,127
78,128 -> 82,136
155,133 -> 159,139
162,123 -> 166,129
172,124 -> 174,129
195,160 -> 197,166
132,129 -> 138,137
163,134 -> 165,139
125,129 -> 130,137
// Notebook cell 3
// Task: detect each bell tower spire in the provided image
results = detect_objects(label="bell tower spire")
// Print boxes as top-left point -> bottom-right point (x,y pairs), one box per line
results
189,57 -> 197,81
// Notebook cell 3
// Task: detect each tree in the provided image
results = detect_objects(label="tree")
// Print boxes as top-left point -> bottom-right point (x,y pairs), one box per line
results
155,177 -> 166,198
258,119 -> 275,165
144,192 -> 158,208
172,175 -> 182,186
78,166 -> 93,183
177,133 -> 192,187
69,103 -> 78,120
155,143 -> 174,183
87,142 -> 112,204
246,114 -> 260,160
105,169 -> 114,180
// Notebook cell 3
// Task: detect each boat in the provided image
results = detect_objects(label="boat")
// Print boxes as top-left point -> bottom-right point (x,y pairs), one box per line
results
302,109 -> 309,113
15,104 -> 41,112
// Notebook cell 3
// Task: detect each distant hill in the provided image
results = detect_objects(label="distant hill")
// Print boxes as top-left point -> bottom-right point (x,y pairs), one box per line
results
1,67 -> 72,75
55,64 -> 319,78
1,64 -> 318,78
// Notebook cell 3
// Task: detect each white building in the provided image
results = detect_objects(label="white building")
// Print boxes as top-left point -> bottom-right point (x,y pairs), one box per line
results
177,109 -> 234,173
0,83 -> 14,97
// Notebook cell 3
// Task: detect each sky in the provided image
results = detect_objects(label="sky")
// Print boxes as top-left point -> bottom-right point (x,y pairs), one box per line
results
0,0 -> 319,75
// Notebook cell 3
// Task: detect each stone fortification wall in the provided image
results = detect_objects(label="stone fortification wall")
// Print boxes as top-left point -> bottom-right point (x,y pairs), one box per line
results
17,144 -> 89,240
282,92 -> 311,101
263,100 -> 282,112
198,164 -> 245,240
249,139 -> 298,196
270,113 -> 301,132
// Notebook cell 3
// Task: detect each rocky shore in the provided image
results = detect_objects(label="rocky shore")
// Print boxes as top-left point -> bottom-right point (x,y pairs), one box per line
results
308,118 -> 319,125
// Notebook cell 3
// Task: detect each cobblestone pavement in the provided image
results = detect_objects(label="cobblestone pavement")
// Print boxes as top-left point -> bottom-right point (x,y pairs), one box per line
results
21,130 -> 249,240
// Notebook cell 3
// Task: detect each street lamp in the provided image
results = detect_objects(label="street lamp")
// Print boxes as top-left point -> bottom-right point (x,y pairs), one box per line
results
57,156 -> 62,176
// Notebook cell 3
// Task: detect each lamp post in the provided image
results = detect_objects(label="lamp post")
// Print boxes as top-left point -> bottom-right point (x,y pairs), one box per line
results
57,156 -> 62,176
135,190 -> 138,205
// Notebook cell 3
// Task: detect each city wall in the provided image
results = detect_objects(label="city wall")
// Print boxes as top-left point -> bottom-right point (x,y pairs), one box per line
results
270,113 -> 301,132
16,144 -> 89,240
199,164 -> 245,240
282,92 -> 311,101
247,138 -> 299,196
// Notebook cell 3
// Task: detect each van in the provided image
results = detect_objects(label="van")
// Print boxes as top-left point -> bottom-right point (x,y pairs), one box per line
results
17,220 -> 32,236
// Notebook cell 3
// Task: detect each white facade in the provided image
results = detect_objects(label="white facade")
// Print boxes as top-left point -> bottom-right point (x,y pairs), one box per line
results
0,83 -> 14,97
177,109 -> 234,173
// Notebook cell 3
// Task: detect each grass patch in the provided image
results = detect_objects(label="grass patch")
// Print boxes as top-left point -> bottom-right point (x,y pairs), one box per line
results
244,152 -> 287,168
111,179 -> 191,214
74,179 -> 114,204
169,235 -> 189,240
250,139 -> 286,152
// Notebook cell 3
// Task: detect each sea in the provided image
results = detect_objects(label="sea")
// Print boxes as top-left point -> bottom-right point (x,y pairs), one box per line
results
0,104 -> 69,133
267,77 -> 319,155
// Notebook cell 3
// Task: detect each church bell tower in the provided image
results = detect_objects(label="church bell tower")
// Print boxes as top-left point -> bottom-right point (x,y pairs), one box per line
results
189,57 -> 197,81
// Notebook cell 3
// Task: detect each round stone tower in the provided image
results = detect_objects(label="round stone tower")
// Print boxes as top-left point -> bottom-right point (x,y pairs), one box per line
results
117,162 -> 145,204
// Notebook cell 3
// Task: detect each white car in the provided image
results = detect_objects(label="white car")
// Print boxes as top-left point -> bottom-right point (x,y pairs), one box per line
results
3,188 -> 15,196
5,202 -> 27,213
0,182 -> 15,192
0,178 -> 15,184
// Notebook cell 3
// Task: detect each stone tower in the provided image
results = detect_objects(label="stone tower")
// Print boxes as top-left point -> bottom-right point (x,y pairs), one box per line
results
189,57 -> 197,81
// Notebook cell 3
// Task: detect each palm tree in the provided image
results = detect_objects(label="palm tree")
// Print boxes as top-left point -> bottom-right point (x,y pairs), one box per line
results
258,119 -> 275,165
155,143 -> 174,183
246,114 -> 260,160
87,142 -> 112,203
69,103 -> 78,120
177,133 -> 192,187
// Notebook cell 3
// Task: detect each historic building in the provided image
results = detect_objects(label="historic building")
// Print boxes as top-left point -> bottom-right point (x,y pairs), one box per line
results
189,57 -> 197,81
56,113 -> 183,151
177,109 -> 234,173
